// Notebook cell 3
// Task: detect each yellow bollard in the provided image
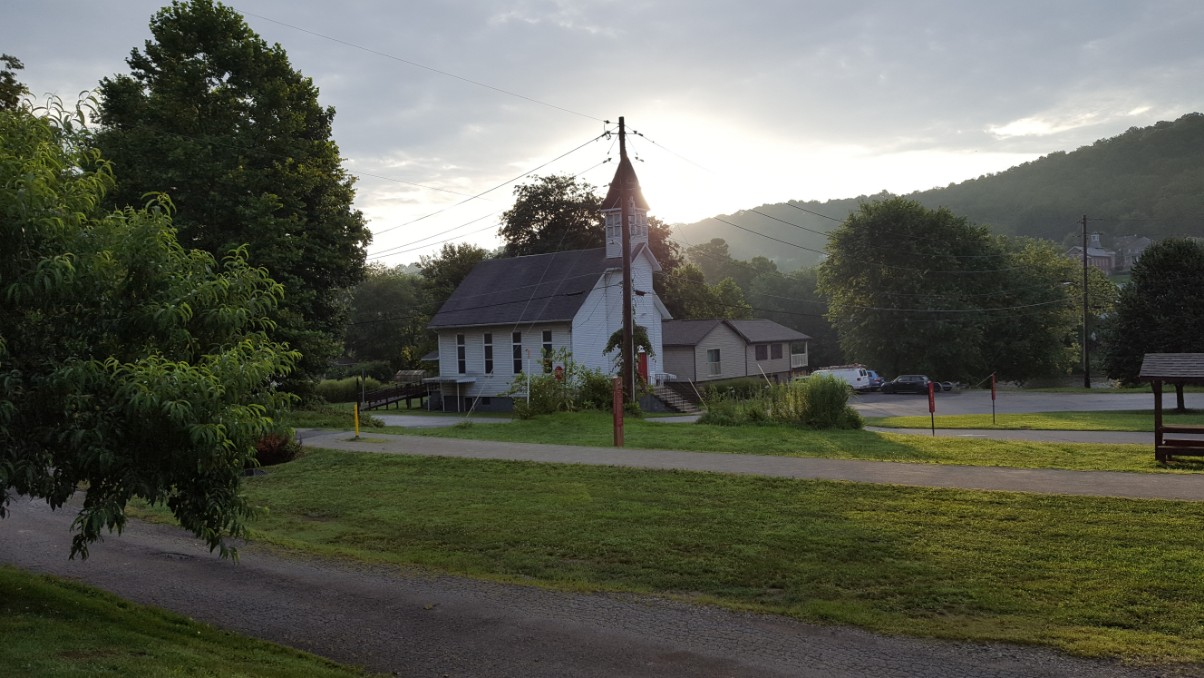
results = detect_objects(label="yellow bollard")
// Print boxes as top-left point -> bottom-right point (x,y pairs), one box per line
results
354,402 -> 360,439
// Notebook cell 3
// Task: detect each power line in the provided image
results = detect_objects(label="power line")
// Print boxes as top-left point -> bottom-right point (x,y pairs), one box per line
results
367,127 -> 613,245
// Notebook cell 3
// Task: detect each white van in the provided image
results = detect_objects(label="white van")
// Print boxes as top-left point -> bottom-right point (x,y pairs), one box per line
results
810,365 -> 871,392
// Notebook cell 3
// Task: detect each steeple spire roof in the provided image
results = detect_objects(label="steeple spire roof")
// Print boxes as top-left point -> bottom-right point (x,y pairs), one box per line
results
601,155 -> 649,211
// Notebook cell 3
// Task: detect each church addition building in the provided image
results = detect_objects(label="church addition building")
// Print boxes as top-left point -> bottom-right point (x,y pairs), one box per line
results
424,156 -> 670,412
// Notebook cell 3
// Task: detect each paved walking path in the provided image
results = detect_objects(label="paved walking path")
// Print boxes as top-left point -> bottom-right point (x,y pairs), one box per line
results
298,429 -> 1204,502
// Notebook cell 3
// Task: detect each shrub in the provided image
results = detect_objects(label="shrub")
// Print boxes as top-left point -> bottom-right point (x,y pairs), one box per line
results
703,377 -> 769,402
253,432 -> 301,467
506,348 -> 617,417
325,360 -> 396,381
579,370 -> 615,410
314,376 -> 383,403
700,375 -> 862,430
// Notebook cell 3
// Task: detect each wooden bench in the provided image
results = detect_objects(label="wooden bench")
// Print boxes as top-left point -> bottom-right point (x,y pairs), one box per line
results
1155,424 -> 1204,462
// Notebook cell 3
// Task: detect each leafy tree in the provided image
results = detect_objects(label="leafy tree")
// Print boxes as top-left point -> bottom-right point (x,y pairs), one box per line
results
344,264 -> 432,368
1103,239 -> 1204,407
647,215 -> 683,272
685,238 -> 736,283
0,103 -> 297,559
499,174 -> 604,256
94,0 -> 370,392
979,238 -> 1115,383
419,242 -> 492,310
818,198 -> 1038,381
748,267 -> 843,368
0,54 -> 29,110
659,263 -> 751,320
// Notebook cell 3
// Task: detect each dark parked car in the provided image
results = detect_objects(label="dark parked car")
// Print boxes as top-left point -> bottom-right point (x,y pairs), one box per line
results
881,374 -> 932,394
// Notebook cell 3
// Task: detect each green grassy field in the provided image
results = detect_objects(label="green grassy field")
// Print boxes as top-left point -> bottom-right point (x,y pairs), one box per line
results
233,449 -> 1204,665
0,565 -> 372,677
870,410 -> 1204,432
353,410 -> 1195,474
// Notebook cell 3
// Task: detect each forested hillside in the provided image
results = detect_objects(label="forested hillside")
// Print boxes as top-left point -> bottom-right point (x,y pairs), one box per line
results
677,113 -> 1204,270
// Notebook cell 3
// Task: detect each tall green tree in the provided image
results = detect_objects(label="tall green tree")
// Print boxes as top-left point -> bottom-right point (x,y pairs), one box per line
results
0,103 -> 297,558
818,197 -> 1049,381
345,264 -> 432,368
979,238 -> 1114,382
748,267 -> 843,368
0,54 -> 29,110
659,263 -> 752,320
419,242 -> 492,310
1103,239 -> 1204,406
94,0 -> 370,392
499,174 -> 603,256
685,237 -> 736,283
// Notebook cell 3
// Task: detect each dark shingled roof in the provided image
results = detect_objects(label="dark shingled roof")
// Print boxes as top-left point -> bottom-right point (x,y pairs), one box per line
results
727,319 -> 811,344
428,248 -> 615,329
662,319 -> 725,346
662,319 -> 810,347
1139,353 -> 1204,384
601,155 -> 650,211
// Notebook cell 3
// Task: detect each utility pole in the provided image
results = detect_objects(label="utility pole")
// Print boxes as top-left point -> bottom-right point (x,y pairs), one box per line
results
618,117 -> 634,403
1081,214 -> 1091,389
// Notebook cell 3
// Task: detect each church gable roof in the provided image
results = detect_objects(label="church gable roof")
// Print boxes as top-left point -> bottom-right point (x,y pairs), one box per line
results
428,248 -> 614,329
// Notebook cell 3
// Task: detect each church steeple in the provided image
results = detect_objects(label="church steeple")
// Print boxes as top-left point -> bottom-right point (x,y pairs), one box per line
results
601,154 -> 649,259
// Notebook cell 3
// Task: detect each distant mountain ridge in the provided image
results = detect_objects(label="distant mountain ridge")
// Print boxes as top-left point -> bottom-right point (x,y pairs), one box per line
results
677,113 -> 1204,271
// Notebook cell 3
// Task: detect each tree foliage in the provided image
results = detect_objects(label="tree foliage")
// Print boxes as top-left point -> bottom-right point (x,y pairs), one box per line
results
345,264 -> 432,369
0,103 -> 297,558
1103,239 -> 1204,385
817,197 -> 1091,382
419,242 -> 491,309
748,267 -> 843,368
94,0 -> 370,391
499,174 -> 604,256
658,263 -> 752,320
0,54 -> 30,110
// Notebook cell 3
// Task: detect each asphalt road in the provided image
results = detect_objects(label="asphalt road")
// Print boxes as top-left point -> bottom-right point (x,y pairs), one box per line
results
0,496 -> 1179,678
851,389 -> 1204,419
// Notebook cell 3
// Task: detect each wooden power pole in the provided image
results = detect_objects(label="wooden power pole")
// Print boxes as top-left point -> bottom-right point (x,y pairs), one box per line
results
618,117 -> 634,402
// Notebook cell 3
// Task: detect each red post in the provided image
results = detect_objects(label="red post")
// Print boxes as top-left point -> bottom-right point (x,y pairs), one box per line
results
612,376 -> 624,447
990,373 -> 997,425
928,381 -> 936,437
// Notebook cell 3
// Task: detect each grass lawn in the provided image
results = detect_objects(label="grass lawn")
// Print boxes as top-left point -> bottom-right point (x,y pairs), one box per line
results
236,449 -> 1204,665
870,410 -> 1204,432
0,565 -> 372,677
362,411 -> 1195,474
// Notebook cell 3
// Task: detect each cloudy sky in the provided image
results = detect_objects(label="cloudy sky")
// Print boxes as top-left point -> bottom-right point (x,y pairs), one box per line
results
6,1 -> 1204,264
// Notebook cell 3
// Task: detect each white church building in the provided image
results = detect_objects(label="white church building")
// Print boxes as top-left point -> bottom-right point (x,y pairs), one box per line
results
425,156 -> 670,412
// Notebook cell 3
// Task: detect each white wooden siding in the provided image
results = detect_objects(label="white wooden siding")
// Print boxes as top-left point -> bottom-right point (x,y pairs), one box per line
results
570,251 -> 666,379
692,324 -> 748,382
663,346 -> 696,381
436,323 -> 572,398
745,343 -> 793,380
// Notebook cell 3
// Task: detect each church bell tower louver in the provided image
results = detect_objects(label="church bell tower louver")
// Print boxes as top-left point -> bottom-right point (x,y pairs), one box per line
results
601,152 -> 650,259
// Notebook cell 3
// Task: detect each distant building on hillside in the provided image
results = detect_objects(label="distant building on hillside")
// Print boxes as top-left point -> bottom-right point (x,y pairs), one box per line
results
1066,233 -> 1153,275
1065,233 -> 1116,273
1112,235 -> 1152,272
